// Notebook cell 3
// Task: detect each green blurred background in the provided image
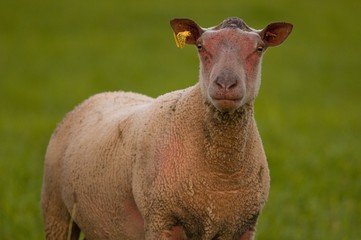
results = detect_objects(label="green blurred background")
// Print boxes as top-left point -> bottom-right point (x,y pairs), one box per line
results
1,0 -> 360,239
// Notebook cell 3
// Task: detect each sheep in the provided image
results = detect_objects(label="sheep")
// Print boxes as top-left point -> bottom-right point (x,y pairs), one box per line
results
41,17 -> 293,240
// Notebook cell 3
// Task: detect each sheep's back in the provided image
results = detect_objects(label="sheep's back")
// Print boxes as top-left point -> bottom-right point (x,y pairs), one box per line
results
49,91 -> 153,145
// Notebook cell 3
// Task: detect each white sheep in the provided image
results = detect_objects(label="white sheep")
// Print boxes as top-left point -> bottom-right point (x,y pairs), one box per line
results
41,17 -> 292,240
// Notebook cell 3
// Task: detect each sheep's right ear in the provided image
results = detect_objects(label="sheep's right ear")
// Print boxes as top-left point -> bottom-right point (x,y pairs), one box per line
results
259,22 -> 293,47
170,18 -> 204,45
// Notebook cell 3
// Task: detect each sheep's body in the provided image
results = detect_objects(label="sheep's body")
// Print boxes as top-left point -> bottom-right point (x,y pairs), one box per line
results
41,17 -> 292,240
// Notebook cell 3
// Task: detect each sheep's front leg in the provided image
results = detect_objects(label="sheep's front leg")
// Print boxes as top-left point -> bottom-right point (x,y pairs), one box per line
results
239,227 -> 256,240
144,217 -> 187,240
146,226 -> 187,240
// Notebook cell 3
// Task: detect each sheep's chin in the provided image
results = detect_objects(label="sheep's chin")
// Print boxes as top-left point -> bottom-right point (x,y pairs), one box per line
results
211,99 -> 242,114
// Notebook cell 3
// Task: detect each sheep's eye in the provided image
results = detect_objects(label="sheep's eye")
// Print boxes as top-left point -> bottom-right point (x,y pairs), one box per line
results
197,44 -> 203,50
256,46 -> 264,53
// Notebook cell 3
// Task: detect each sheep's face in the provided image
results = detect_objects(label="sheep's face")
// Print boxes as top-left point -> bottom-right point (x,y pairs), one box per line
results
170,17 -> 293,113
197,28 -> 264,113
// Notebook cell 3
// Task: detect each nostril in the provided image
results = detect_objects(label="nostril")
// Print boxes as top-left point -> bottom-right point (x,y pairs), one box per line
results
214,76 -> 238,90
227,80 -> 237,90
215,77 -> 226,89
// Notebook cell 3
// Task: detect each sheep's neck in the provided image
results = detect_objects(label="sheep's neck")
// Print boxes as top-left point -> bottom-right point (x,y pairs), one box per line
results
202,103 -> 254,174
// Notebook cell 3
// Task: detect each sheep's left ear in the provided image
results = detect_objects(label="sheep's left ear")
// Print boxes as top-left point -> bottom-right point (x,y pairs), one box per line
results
170,18 -> 204,45
259,22 -> 293,47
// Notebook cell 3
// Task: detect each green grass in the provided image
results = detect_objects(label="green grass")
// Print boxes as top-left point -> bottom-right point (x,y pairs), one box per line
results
1,0 -> 360,239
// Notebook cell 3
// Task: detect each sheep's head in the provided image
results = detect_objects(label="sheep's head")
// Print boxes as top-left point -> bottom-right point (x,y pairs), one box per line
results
170,17 -> 292,113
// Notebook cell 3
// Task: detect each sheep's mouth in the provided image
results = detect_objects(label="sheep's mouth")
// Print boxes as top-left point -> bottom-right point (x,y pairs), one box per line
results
211,98 -> 242,113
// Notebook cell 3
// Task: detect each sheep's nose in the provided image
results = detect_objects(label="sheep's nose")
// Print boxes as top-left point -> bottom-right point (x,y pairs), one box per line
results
214,75 -> 238,90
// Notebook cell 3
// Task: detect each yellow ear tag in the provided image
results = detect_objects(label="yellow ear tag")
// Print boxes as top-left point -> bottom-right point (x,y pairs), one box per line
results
173,31 -> 191,48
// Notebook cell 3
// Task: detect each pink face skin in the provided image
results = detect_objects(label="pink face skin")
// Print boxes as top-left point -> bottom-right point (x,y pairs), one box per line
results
197,28 -> 264,113
170,18 -> 293,113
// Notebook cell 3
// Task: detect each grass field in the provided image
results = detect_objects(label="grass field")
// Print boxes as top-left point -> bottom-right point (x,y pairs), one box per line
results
1,0 -> 360,239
